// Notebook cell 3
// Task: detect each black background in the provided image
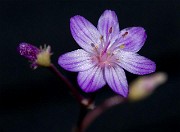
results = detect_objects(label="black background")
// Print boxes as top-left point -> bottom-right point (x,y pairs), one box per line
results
0,0 -> 180,132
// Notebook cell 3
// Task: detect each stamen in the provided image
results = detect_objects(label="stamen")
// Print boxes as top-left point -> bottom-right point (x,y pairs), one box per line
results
107,52 -> 111,56
122,31 -> 128,37
120,44 -> 125,49
100,36 -> 103,41
109,27 -> 113,33
91,43 -> 99,53
91,43 -> 96,47
91,43 -> 98,49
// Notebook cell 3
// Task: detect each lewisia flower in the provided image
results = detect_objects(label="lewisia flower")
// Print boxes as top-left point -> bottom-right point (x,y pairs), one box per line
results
58,10 -> 156,97
18,43 -> 52,69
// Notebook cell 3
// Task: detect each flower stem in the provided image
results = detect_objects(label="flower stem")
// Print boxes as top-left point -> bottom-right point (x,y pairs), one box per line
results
49,63 -> 84,104
79,96 -> 127,132
49,63 -> 97,132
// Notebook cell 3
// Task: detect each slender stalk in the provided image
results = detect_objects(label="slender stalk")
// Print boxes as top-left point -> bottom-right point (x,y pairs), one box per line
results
79,96 -> 127,132
49,63 -> 84,104
49,63 -> 97,132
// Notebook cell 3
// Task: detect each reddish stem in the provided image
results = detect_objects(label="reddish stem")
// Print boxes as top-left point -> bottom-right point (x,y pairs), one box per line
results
49,63 -> 84,104
80,96 -> 127,132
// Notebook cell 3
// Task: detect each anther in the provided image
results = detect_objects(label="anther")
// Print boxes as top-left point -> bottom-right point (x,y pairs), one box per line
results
100,36 -> 103,41
91,43 -> 96,47
107,52 -> 111,56
120,44 -> 125,49
91,43 -> 99,53
109,27 -> 113,33
122,31 -> 128,37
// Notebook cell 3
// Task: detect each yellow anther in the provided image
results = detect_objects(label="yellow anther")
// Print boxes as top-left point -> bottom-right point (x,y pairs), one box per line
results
120,44 -> 125,49
107,52 -> 111,56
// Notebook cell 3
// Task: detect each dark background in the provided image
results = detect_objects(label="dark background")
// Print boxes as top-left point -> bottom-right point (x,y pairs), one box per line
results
0,0 -> 180,132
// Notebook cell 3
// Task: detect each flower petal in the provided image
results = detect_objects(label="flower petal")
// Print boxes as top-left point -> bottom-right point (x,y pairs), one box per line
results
114,27 -> 147,52
58,49 -> 95,72
116,51 -> 156,75
97,10 -> 120,45
104,66 -> 128,97
77,66 -> 106,92
70,15 -> 101,53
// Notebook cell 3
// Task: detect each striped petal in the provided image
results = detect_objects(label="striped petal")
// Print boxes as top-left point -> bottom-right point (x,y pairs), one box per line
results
97,10 -> 120,45
104,66 -> 128,97
116,51 -> 156,75
77,66 -> 106,92
70,15 -> 101,53
58,49 -> 95,72
114,27 -> 147,52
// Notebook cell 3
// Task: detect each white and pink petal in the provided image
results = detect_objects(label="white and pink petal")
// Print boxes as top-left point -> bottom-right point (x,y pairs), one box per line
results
116,51 -> 156,75
77,66 -> 106,93
58,49 -> 95,72
70,15 -> 101,53
104,66 -> 128,97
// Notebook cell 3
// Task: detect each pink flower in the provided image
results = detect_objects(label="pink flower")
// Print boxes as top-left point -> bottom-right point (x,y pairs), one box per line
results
58,10 -> 156,97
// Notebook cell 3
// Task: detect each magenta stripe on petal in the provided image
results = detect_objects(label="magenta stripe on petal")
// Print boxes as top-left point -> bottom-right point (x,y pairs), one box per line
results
105,66 -> 128,97
97,10 -> 120,45
58,49 -> 95,72
116,51 -> 156,75
114,27 -> 147,52
78,66 -> 106,92
70,15 -> 101,52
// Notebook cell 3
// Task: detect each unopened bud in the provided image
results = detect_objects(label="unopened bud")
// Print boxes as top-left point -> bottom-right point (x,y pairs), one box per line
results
128,72 -> 167,102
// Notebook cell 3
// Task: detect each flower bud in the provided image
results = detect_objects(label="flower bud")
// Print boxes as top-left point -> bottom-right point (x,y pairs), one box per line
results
128,72 -> 167,102
18,43 -> 52,69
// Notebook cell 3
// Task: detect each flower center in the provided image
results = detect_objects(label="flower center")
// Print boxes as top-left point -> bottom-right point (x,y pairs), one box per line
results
99,53 -> 113,67
91,43 -> 116,68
